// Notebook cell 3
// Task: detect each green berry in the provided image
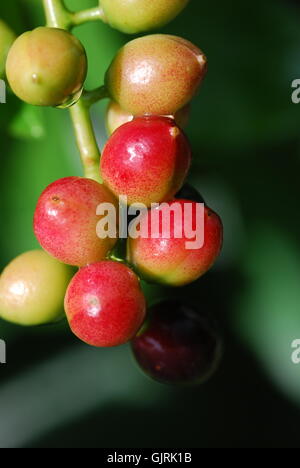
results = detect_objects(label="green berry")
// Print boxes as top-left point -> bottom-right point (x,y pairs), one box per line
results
0,19 -> 15,78
105,34 -> 207,116
0,250 -> 73,326
6,27 -> 87,107
100,0 -> 189,34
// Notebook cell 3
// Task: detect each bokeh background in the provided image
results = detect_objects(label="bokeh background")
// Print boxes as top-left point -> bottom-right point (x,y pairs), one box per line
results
1,0 -> 300,448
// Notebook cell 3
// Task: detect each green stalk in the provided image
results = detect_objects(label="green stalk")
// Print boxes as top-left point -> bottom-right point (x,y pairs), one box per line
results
71,6 -> 107,27
42,0 -> 106,182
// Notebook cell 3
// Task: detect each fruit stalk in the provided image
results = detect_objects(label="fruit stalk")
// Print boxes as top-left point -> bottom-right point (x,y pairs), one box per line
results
42,0 -> 71,29
42,0 -> 102,182
71,6 -> 106,27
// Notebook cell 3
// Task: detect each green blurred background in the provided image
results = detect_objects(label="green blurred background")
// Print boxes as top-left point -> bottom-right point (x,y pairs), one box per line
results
1,0 -> 300,448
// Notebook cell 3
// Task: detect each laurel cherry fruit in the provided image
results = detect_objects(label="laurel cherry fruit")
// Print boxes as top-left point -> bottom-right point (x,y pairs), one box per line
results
100,0 -> 189,34
131,300 -> 222,385
34,177 -> 118,267
0,250 -> 73,326
6,27 -> 87,107
64,261 -> 146,347
127,200 -> 223,286
101,116 -> 191,207
105,34 -> 207,116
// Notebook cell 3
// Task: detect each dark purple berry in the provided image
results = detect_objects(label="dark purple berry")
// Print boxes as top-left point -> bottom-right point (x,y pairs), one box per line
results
131,301 -> 222,385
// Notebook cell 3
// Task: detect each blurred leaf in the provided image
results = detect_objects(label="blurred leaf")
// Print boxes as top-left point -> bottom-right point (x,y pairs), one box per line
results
9,104 -> 46,140
233,224 -> 300,406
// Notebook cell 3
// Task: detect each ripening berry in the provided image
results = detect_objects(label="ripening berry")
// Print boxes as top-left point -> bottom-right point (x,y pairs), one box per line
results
127,200 -> 223,286
132,301 -> 222,385
34,177 -> 118,267
100,0 -> 189,34
0,250 -> 73,326
64,261 -> 146,347
105,34 -> 207,116
101,116 -> 191,206
0,19 -> 15,78
6,27 -> 87,107
105,100 -> 191,136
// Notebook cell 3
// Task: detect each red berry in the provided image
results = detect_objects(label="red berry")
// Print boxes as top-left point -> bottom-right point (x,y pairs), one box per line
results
101,116 -> 191,206
34,177 -> 118,267
131,301 -> 222,385
64,261 -> 146,347
127,200 -> 223,286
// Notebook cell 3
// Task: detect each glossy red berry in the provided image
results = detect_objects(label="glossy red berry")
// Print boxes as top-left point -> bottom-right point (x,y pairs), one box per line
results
34,177 -> 118,267
100,0 -> 189,34
101,116 -> 191,206
131,301 -> 222,385
105,34 -> 207,116
64,261 -> 146,347
6,27 -> 87,107
105,100 -> 191,136
127,200 -> 223,286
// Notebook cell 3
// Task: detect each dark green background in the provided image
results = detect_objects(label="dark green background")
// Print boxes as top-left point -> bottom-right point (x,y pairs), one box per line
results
1,0 -> 300,448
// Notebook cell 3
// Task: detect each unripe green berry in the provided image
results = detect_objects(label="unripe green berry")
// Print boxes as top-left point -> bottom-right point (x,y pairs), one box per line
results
105,34 -> 207,116
100,0 -> 189,34
6,27 -> 87,107
0,250 -> 73,326
0,19 -> 15,78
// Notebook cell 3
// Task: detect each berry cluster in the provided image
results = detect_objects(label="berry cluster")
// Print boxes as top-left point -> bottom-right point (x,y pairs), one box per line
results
0,1 -> 223,385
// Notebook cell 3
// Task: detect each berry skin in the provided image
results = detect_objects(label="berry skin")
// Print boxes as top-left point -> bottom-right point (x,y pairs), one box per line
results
127,200 -> 223,286
105,100 -> 191,136
0,20 -> 15,78
64,261 -> 146,347
0,250 -> 73,326
100,0 -> 189,34
131,301 -> 222,385
101,116 -> 191,206
6,27 -> 87,107
34,177 -> 118,267
105,34 -> 207,116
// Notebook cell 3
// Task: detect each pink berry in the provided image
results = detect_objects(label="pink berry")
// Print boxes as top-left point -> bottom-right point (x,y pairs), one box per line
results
127,200 -> 223,286
34,177 -> 118,267
64,261 -> 146,347
105,34 -> 207,116
101,116 -> 191,206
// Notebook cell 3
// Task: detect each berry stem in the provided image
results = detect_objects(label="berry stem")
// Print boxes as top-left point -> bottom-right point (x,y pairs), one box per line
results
42,0 -> 72,30
71,7 -> 107,27
69,100 -> 102,182
42,0 -> 102,182
82,86 -> 108,108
